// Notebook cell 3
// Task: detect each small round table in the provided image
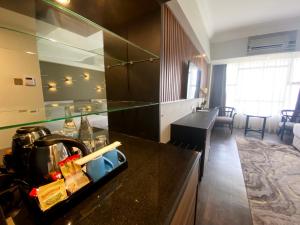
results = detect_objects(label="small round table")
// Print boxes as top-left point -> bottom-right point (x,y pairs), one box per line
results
244,114 -> 271,139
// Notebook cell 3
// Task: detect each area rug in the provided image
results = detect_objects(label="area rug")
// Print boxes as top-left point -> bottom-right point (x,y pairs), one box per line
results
236,137 -> 300,225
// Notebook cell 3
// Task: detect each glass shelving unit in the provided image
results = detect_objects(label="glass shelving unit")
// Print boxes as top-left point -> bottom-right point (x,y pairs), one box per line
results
41,0 -> 160,63
0,101 -> 159,130
0,0 -> 160,132
0,0 -> 160,66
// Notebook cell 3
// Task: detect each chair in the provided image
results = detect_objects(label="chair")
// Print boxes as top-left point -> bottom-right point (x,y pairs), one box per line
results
215,107 -> 236,134
278,110 -> 300,140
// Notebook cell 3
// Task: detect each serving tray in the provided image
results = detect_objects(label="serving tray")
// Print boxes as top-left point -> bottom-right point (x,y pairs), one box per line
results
20,150 -> 128,225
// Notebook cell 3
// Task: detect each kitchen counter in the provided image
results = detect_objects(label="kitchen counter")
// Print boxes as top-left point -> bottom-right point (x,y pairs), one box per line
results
13,132 -> 200,225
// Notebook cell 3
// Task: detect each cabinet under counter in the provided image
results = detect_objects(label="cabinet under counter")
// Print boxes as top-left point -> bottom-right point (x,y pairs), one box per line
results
12,131 -> 201,225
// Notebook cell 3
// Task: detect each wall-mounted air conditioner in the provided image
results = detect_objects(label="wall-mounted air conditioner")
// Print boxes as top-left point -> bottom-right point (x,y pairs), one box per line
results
247,31 -> 297,55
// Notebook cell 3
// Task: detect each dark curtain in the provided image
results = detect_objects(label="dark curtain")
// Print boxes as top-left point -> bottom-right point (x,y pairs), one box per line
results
194,70 -> 201,98
295,89 -> 300,111
293,89 -> 300,122
209,64 -> 227,109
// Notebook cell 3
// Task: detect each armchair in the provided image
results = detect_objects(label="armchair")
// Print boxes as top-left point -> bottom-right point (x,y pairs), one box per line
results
278,110 -> 300,140
214,107 -> 236,134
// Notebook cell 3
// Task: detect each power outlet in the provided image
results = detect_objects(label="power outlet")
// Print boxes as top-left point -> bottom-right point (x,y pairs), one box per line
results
24,77 -> 36,86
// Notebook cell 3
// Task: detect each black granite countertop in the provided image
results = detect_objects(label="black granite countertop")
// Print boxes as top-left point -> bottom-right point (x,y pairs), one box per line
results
172,108 -> 218,130
13,132 -> 200,225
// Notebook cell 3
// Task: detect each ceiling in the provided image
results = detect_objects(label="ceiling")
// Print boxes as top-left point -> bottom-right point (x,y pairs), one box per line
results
196,0 -> 300,38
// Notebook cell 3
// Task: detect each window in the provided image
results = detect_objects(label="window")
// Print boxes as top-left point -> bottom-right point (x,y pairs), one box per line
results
226,57 -> 300,117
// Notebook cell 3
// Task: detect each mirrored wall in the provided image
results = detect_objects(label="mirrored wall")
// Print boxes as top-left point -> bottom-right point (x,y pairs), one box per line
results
0,0 -> 160,148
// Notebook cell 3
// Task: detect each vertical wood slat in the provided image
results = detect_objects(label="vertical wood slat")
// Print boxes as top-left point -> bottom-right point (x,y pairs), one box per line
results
160,5 -> 208,102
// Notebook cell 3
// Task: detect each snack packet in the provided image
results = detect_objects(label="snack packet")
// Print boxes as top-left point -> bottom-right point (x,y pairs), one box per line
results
37,179 -> 67,211
58,155 -> 90,194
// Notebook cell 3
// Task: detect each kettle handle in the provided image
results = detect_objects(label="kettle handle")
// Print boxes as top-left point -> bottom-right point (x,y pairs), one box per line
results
16,126 -> 51,135
34,134 -> 90,156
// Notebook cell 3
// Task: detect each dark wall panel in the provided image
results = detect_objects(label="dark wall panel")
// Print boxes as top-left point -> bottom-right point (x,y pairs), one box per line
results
105,6 -> 161,141
0,0 -> 35,17
40,0 -> 161,39
104,9 -> 161,102
108,105 -> 160,141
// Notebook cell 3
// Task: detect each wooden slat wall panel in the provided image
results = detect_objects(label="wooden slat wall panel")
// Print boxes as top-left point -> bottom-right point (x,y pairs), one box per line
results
160,5 -> 208,102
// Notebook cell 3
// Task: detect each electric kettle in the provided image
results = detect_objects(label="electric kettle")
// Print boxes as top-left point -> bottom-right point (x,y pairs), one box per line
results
11,126 -> 51,178
29,134 -> 90,185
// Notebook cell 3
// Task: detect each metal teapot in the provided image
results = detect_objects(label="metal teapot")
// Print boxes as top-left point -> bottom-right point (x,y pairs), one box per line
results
11,126 -> 51,178
29,134 -> 90,185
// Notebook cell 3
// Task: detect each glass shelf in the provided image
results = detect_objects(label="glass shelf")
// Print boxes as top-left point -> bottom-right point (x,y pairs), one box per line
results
0,0 -> 160,68
0,101 -> 159,130
41,0 -> 159,59
0,0 -> 160,134
0,24 -> 159,69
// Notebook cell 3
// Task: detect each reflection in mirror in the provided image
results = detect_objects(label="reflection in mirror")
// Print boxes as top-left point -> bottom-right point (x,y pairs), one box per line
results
0,2 -> 108,153
0,5 -> 46,150
37,8 -> 108,135
0,0 -> 160,152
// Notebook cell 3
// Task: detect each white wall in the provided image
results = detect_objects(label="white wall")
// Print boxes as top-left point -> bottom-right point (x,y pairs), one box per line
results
211,38 -> 248,61
0,7 -> 45,149
167,0 -> 210,60
211,17 -> 300,61
211,16 -> 300,43
160,98 -> 202,143
211,32 -> 300,61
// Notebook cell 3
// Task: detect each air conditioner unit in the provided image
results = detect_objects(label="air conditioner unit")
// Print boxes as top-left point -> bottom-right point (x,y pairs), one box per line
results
247,31 -> 297,55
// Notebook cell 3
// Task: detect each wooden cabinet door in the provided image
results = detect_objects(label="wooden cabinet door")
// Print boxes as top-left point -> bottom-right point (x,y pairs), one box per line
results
170,160 -> 199,225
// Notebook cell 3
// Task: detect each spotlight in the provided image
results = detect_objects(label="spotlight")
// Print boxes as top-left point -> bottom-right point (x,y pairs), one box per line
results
83,72 -> 90,80
64,76 -> 73,85
55,0 -> 70,5
96,85 -> 102,93
48,82 -> 57,92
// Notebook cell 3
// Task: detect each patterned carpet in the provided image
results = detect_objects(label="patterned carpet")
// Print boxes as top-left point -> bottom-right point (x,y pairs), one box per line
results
236,137 -> 300,225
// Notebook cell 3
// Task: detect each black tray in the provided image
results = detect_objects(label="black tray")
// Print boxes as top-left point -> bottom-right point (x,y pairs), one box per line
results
21,151 -> 128,225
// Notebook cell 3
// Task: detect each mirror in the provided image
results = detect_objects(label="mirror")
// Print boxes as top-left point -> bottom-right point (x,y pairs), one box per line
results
0,1 -> 108,149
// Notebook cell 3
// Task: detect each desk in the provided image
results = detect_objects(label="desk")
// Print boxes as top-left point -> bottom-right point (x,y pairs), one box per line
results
244,114 -> 270,139
170,108 -> 218,180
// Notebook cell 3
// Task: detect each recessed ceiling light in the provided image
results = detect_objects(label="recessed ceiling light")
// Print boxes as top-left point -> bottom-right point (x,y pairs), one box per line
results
49,38 -> 57,42
25,51 -> 36,55
195,54 -> 207,58
55,0 -> 70,5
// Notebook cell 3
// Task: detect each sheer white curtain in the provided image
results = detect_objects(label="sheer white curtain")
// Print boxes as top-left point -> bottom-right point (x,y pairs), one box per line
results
226,55 -> 300,133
